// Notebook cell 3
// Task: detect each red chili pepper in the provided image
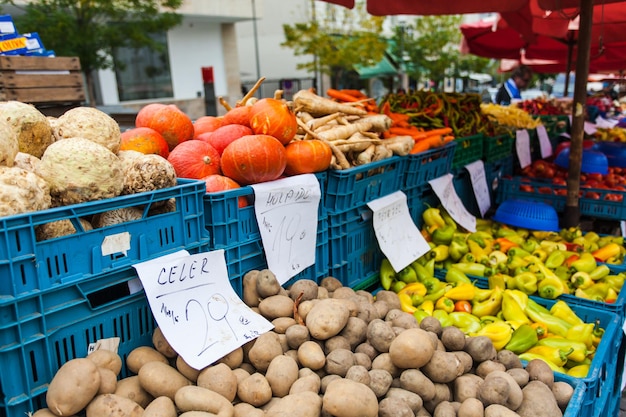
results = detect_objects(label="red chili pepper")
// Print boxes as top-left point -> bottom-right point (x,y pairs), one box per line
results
454,300 -> 472,314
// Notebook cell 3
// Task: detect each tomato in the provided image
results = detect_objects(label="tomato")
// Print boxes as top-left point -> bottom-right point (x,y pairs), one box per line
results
604,193 -> 624,202
586,173 -> 604,183
584,191 -> 600,199
554,189 -> 568,196
538,187 -> 553,194
520,185 -> 534,192
552,177 -> 567,186
454,300 -> 472,314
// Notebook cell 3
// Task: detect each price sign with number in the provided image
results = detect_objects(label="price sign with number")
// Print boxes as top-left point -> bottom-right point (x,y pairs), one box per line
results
536,125 -> 553,159
515,129 -> 532,169
464,160 -> 490,218
251,174 -> 321,284
367,191 -> 430,272
429,174 -> 476,232
134,250 -> 274,370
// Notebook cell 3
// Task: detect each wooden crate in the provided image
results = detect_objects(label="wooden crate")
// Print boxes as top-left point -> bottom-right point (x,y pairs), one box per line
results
0,56 -> 85,104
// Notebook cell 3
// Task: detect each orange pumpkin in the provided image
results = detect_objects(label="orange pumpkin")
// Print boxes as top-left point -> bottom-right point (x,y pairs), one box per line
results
284,140 -> 332,176
199,124 -> 253,155
202,174 -> 247,208
193,116 -> 223,138
120,127 -> 170,158
221,134 -> 287,185
249,98 -> 298,145
135,103 -> 194,151
167,140 -> 221,179
222,106 -> 251,127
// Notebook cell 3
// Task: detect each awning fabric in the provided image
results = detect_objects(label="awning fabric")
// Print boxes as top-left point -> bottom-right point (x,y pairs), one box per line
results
355,55 -> 398,79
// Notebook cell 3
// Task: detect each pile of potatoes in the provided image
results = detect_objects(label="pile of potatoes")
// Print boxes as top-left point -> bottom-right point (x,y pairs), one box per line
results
33,270 -> 575,417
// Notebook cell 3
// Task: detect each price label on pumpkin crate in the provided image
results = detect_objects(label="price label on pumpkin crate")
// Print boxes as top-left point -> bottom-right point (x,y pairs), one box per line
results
515,129 -> 532,169
251,174 -> 321,285
367,191 -> 431,272
464,160 -> 490,218
429,174 -> 476,232
536,125 -> 553,159
133,250 -> 274,370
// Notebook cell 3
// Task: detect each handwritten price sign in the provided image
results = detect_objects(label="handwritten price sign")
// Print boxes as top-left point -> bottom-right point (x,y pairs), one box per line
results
367,191 -> 431,272
429,174 -> 476,232
251,174 -> 321,285
133,250 -> 274,370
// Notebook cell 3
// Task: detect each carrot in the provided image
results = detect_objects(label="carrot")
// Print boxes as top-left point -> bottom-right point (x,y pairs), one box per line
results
294,90 -> 367,117
410,140 -> 431,154
410,134 -> 445,154
422,127 -> 453,137
327,88 -> 361,103
388,126 -> 423,137
339,89 -> 369,100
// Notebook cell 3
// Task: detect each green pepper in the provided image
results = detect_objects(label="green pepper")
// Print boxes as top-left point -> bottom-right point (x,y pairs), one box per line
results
423,207 -> 446,229
589,264 -> 611,281
432,225 -> 455,246
544,250 -> 567,269
599,274 -> 625,292
514,271 -> 538,295
504,323 -> 539,354
445,267 -> 472,285
423,283 -> 448,302
521,240 -> 539,254
379,258 -> 395,290
569,252 -> 597,274
583,282 -> 611,301
549,300 -> 584,326
397,265 -> 418,283
449,239 -> 469,261
440,209 -> 457,229
413,309 -> 431,324
524,298 -> 572,337
508,255 -> 529,270
508,247 -> 532,258
448,311 -> 482,334
432,309 -> 451,327
553,265 -> 572,281
391,281 -> 407,293
411,261 -> 433,282
451,262 -> 487,277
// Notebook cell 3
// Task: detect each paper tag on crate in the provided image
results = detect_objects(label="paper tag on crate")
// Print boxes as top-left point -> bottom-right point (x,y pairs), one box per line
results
515,129 -> 532,169
464,160 -> 490,218
367,191 -> 430,272
87,337 -> 121,354
101,232 -> 131,256
133,250 -> 274,370
536,125 -> 553,158
429,174 -> 476,232
251,174 -> 321,285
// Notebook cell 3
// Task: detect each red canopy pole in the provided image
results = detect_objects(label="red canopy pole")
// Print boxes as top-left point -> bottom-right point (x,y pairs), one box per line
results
563,0 -> 594,228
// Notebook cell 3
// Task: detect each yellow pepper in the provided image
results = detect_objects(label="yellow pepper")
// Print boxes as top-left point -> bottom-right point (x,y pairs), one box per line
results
517,352 -> 566,373
549,300 -> 584,326
501,290 -> 530,324
565,322 -> 595,349
471,286 -> 503,318
397,282 -> 427,298
418,299 -> 435,316
435,296 -> 455,313
592,242 -> 621,262
445,283 -> 476,301
525,345 -> 572,367
567,364 -> 590,378
470,321 -> 513,350
398,292 -> 418,314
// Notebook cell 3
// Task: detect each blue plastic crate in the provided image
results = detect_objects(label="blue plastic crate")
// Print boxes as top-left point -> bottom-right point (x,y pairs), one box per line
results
324,156 -> 406,213
407,190 -> 441,230
451,134 -> 484,170
402,141 -> 456,195
560,373 -> 587,417
0,179 -> 208,301
203,172 -> 327,249
223,219 -> 330,297
483,134 -> 514,163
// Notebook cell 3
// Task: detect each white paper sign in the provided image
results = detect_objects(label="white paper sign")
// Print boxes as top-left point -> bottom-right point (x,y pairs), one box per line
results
596,116 -> 619,129
251,174 -> 321,285
367,191 -> 430,272
536,125 -> 553,158
464,160 -> 490,218
428,174 -> 476,232
515,129 -> 532,169
584,121 -> 597,135
133,250 -> 274,370
101,232 -> 131,256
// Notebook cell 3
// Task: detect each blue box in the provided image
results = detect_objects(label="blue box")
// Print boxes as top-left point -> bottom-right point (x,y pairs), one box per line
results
23,32 -> 44,53
0,179 -> 208,301
0,15 -> 16,35
402,141 -> 456,197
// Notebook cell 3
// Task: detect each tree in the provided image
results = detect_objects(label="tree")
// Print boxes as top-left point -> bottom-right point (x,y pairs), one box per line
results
282,1 -> 388,89
1,0 -> 184,104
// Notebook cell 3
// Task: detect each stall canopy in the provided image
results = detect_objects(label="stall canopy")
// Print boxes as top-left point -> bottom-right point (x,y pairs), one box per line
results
354,54 -> 398,79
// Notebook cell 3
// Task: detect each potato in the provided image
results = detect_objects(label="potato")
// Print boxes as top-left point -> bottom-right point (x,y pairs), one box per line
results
433,401 -> 457,417
421,350 -> 464,383
441,326 -> 466,351
175,355 -> 201,382
399,369 -> 436,402
215,346 -> 244,369
259,294 -> 295,320
266,390 -> 323,417
506,368 -> 529,388
46,358 -> 101,416
476,360 -> 506,378
325,348 -> 355,376
525,359 -> 554,388
385,387 -> 423,413
356,302 -> 380,323
238,372 -> 273,407
458,397 -> 484,417
371,352 -> 400,378
384,308 -> 405,323
289,372 -> 321,394
87,349 -> 122,375
296,300 -> 315,322
31,409 -> 76,417
232,368 -> 251,385
453,350 -> 474,374
515,380 -> 563,417
367,319 -> 396,353
372,300 -> 390,320
256,269 -> 281,297
97,367 -> 118,394
323,378 -> 378,417
266,354 -> 300,397
552,381 -> 574,411
464,336 -> 497,363
324,335 -> 351,354
354,351 -> 372,369
306,298 -> 351,340
420,315 -> 443,336
497,349 -> 523,370
390,312 -> 418,329
484,404 -> 522,417
248,331 -> 283,372
286,324 -> 310,349
389,328 -> 434,369
288,279 -> 319,301
126,346 -> 169,374
197,363 -> 238,402
234,402 -> 265,417
152,327 -> 177,358
143,396 -> 177,417
478,371 -> 523,411
355,342 -> 378,361
114,376 -> 154,408
175,385 -> 235,416
378,397 -> 414,417
374,290 -> 402,311
320,276 -> 343,292
345,365 -> 371,385
339,316 -> 368,348
332,286 -> 357,300
453,374 -> 483,403
178,412 -> 215,417
137,361 -> 192,401
423,383 -> 452,414
243,270 -> 262,307
272,317 -> 297,334
85,394 -> 144,416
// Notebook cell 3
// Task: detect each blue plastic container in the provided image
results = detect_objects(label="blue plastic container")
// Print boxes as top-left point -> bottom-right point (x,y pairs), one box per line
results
593,141 -> 626,168
0,179 -> 208,302
555,147 -> 609,175
402,141 -> 456,196
493,199 -> 560,232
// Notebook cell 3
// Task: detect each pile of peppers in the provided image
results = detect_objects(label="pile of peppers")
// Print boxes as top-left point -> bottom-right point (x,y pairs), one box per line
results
380,250 -> 604,377
379,91 -> 505,138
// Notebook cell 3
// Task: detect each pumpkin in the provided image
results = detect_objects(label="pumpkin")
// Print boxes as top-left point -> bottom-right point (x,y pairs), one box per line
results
202,174 -> 248,208
284,140 -> 332,176
120,127 -> 170,158
221,134 -> 287,185
167,140 -> 221,179
222,106 -> 251,127
193,116 -> 223,138
198,124 -> 253,155
249,98 -> 298,145
135,104 -> 194,151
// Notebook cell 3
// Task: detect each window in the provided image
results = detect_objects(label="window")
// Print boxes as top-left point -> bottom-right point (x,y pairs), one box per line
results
113,32 -> 173,101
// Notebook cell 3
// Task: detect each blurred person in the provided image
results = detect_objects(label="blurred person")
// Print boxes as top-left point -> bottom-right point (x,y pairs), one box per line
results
495,65 -> 532,105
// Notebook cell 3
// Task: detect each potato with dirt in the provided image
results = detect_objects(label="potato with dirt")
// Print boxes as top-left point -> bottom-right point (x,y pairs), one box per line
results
421,350 -> 465,383
322,378 -> 379,417
85,393 -> 143,417
306,298 -> 351,340
196,363 -> 238,402
265,390 -> 323,417
46,358 -> 101,416
515,380 -> 563,417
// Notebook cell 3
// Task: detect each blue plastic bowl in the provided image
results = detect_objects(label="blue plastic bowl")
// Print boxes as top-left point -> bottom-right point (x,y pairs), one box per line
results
554,147 -> 609,174
492,199 -> 560,232
593,141 -> 626,168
